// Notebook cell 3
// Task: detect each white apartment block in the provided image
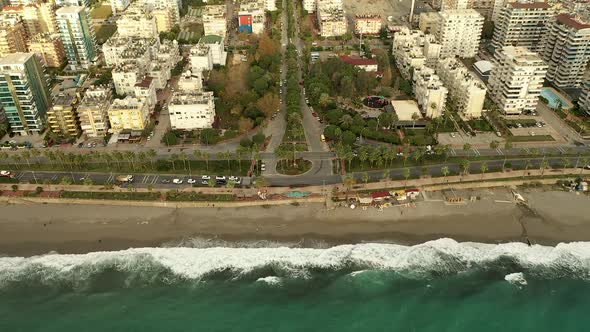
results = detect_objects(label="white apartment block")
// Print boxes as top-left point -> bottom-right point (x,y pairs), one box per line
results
303,0 -> 316,12
440,0 -> 469,10
413,66 -> 448,118
113,62 -> 145,96
108,96 -> 149,131
110,0 -> 130,14
169,91 -> 215,130
392,27 -> 440,79
436,58 -> 487,119
492,1 -> 553,53
488,46 -> 547,115
102,34 -> 158,67
203,5 -> 227,37
265,0 -> 277,11
434,9 -> 483,58
354,15 -> 382,35
199,35 -> 227,65
134,76 -> 157,110
178,70 -> 203,91
3,2 -> 57,35
189,44 -> 213,72
579,80 -> 590,113
541,14 -> 590,88
78,85 -> 113,137
317,0 -> 347,37
238,9 -> 265,34
419,12 -> 439,34
140,0 -> 180,27
116,4 -> 159,39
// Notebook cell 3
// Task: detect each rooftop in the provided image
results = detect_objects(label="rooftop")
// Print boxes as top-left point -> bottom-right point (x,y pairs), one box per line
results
555,14 -> 590,30
0,52 -> 33,65
509,1 -> 551,9
199,35 -> 223,44
56,6 -> 85,14
339,56 -> 378,66
391,100 -> 421,121
135,76 -> 153,88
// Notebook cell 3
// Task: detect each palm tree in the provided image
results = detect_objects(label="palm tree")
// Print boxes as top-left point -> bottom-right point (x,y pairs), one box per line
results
412,148 -> 424,164
147,149 -> 157,170
343,174 -> 356,192
255,176 -> 269,189
0,151 -> 7,167
11,154 -> 22,169
275,145 -> 290,172
226,179 -> 236,189
137,151 -> 148,171
382,169 -> 390,182
30,148 -> 41,165
358,146 -> 369,169
403,167 -> 411,187
369,146 -> 381,168
124,151 -> 136,171
43,150 -> 56,167
463,143 -> 472,158
202,151 -> 210,171
339,114 -> 353,128
523,160 -> 533,178
179,151 -> 188,171
441,165 -> 450,181
489,140 -> 499,150
480,162 -> 488,179
362,172 -> 369,184
411,112 -> 420,129
170,153 -> 178,171
561,157 -> 571,173
344,146 -> 354,172
111,151 -> 123,169
503,140 -> 513,171
223,150 -> 232,169
579,157 -> 589,175
460,159 -> 471,176
540,159 -> 549,177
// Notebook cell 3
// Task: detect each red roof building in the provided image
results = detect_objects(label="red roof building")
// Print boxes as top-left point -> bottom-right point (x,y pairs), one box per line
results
339,56 -> 379,72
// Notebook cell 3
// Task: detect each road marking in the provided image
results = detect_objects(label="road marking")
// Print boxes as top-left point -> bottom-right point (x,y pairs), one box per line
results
522,147 -> 530,154
151,175 -> 159,184
16,172 -> 25,180
557,146 -> 566,154
496,148 -> 503,155
142,175 -> 149,184
51,175 -> 58,181
450,148 -> 457,156
106,174 -> 113,183
472,148 -> 481,156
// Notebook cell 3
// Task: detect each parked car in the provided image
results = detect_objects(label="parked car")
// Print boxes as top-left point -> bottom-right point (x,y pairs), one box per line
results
187,178 -> 196,184
0,170 -> 12,177
161,179 -> 171,184
201,180 -> 209,185
215,175 -> 226,181
229,176 -> 240,182
172,178 -> 183,184
261,163 -> 266,171
201,175 -> 211,180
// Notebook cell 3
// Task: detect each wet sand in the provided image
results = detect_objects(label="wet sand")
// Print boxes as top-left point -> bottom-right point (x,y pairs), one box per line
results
0,188 -> 589,256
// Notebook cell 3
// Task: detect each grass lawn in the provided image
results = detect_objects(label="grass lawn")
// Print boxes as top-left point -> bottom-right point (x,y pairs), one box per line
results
276,159 -> 312,175
509,135 -> 555,142
468,119 -> 494,132
94,24 -> 117,44
60,191 -> 162,201
90,5 -> 112,19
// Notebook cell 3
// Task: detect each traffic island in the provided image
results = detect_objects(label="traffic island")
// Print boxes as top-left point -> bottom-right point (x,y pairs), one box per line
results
276,159 -> 312,175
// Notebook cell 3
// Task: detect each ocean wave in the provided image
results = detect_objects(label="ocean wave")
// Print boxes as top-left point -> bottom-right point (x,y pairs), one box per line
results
505,272 -> 527,286
256,276 -> 281,285
2,238 -> 590,290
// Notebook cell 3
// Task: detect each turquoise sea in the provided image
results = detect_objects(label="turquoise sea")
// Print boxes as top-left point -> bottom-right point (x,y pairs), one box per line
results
1,238 -> 590,331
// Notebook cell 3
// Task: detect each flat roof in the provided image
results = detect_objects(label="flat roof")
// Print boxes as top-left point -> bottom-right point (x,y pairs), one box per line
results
0,52 -> 33,65
391,100 -> 420,121
509,1 -> 551,9
339,56 -> 378,66
56,6 -> 84,14
473,60 -> 493,74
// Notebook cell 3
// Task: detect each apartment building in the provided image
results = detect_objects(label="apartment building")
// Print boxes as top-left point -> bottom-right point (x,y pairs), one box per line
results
112,62 -> 145,96
116,4 -> 159,39
238,0 -> 267,34
303,0 -> 316,12
134,76 -> 156,110
189,43 -> 213,72
153,8 -> 173,32
0,53 -> 51,135
110,0 -> 130,14
102,33 -> 158,67
28,33 -> 65,68
317,0 -> 347,37
434,9 -> 483,58
178,70 -> 203,91
169,90 -> 215,130
354,15 -> 382,35
419,12 -> 439,34
0,15 -> 28,58
199,34 -> 227,65
392,27 -> 440,79
139,0 -> 180,27
492,1 -> 552,53
541,14 -> 590,88
203,5 -> 227,37
413,66 -> 448,118
265,0 -> 277,11
436,58 -> 486,119
56,6 -> 97,70
488,46 -> 547,115
78,85 -> 112,137
47,93 -> 80,138
107,96 -> 149,131
3,2 -> 57,36
149,39 -> 180,89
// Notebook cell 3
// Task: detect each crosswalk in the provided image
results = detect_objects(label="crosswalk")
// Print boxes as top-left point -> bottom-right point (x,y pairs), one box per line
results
496,148 -> 503,155
139,175 -> 160,184
556,146 -> 566,154
472,148 -> 481,157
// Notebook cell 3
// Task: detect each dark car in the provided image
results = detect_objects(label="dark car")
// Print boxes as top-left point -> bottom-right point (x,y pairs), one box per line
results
161,179 -> 171,184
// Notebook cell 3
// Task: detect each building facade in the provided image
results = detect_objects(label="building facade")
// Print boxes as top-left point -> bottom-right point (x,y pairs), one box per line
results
317,0 -> 347,37
541,14 -> 590,88
0,15 -> 28,58
116,4 -> 159,39
169,90 -> 215,130
28,33 -> 66,68
56,6 -> 97,70
0,53 -> 51,135
354,15 -> 382,35
488,46 -> 547,115
203,5 -> 227,37
492,1 -> 553,53
47,93 -> 80,137
413,66 -> 448,118
434,9 -> 484,58
78,85 -> 112,137
107,96 -> 149,131
436,57 -> 486,119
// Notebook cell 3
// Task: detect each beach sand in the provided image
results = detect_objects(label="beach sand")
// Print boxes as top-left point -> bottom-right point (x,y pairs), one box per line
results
0,187 -> 589,256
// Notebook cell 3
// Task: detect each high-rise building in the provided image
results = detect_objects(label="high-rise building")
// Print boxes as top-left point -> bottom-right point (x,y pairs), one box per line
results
0,53 -> 51,135
78,85 -> 113,137
47,93 -> 80,138
3,2 -> 57,36
492,1 -> 553,53
0,15 -> 28,58
436,57 -> 487,119
434,9 -> 484,58
56,6 -> 97,70
317,0 -> 347,37
541,14 -> 590,88
488,46 -> 547,115
354,15 -> 382,35
28,33 -> 66,68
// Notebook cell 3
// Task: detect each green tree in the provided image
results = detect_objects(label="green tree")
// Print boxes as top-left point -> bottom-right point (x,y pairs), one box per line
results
540,159 -> 549,177
252,132 -> 266,146
83,177 -> 94,186
403,167 -> 411,187
341,131 -> 356,146
362,172 -> 369,184
382,169 -> 390,182
463,143 -> 472,157
441,165 -> 450,181
461,159 -> 471,175
480,162 -> 488,179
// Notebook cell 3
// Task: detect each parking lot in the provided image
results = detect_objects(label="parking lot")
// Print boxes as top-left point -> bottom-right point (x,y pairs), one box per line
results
505,118 -> 557,139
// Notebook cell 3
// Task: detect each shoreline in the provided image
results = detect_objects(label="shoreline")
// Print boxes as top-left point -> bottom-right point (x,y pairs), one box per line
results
1,186 -> 590,256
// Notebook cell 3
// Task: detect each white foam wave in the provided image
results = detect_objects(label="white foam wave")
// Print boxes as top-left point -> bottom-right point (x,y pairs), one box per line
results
256,276 -> 281,285
349,270 -> 368,277
505,272 -> 527,286
2,239 -> 590,285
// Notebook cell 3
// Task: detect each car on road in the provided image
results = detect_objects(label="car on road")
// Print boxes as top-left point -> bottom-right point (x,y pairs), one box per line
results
584,165 -> 590,170
215,176 -> 226,181
161,179 -> 171,184
201,180 -> 209,185
261,163 -> 266,171
450,133 -> 456,138
312,112 -> 317,117
173,178 -> 183,184
0,170 -> 12,177
78,142 -> 84,148
201,175 -> 211,180
229,176 -> 240,182
187,178 -> 196,184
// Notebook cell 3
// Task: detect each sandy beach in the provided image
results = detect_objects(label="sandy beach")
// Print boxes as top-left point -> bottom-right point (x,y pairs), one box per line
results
0,186 -> 589,256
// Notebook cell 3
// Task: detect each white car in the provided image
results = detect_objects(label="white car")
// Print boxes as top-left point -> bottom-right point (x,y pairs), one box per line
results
172,178 -> 183,184
215,175 -> 226,181
261,163 -> 266,171
229,176 -> 240,182
0,170 -> 11,177
201,180 -> 209,185
450,133 -> 456,138
187,178 -> 196,184
201,175 -> 211,180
